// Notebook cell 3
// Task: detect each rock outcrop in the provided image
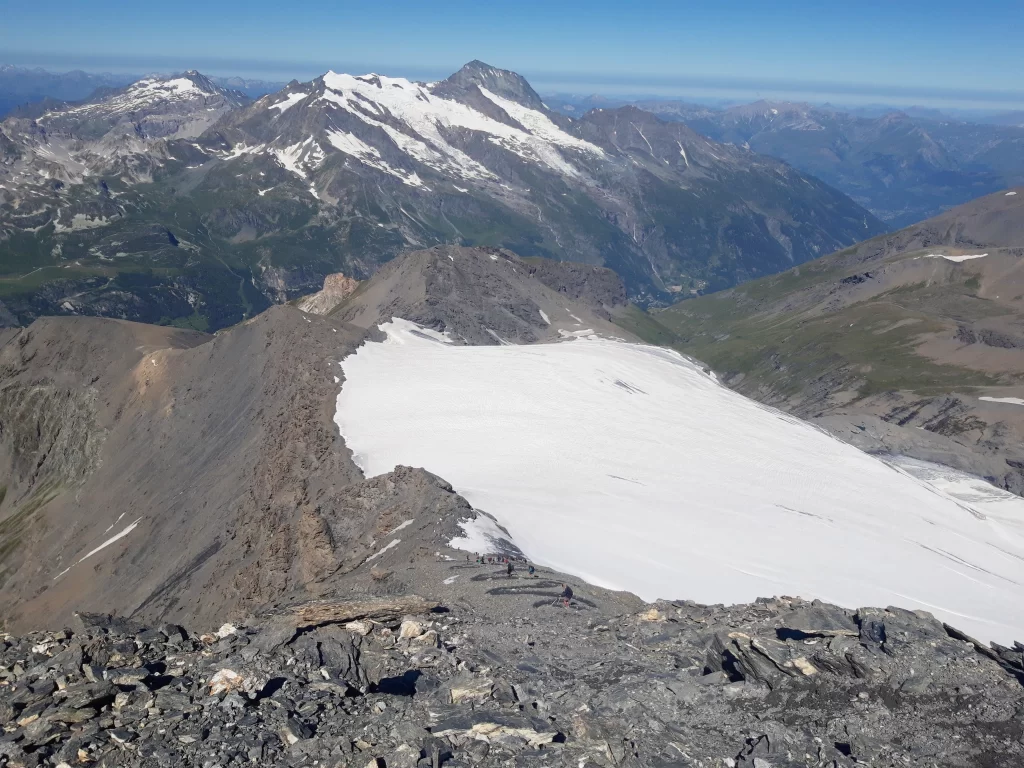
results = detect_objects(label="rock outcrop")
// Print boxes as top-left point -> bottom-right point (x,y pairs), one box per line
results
296,274 -> 360,315
329,246 -> 634,346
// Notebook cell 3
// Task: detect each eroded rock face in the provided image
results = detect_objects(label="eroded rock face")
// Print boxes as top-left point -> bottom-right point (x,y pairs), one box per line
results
296,273 -> 360,315
0,590 -> 1021,768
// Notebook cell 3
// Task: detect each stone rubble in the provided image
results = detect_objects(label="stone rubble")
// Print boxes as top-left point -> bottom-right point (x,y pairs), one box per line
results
0,593 -> 1021,767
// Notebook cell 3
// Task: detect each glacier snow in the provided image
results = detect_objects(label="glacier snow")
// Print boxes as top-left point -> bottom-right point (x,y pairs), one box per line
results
335,319 -> 1024,644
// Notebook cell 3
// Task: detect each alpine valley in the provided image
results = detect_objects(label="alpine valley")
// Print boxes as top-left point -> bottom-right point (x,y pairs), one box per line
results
0,62 -> 884,330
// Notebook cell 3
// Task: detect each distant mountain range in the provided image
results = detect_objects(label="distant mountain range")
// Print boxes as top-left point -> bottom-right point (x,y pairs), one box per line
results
0,64 -> 284,118
0,62 -> 883,330
551,96 -> 1024,228
0,65 -> 138,118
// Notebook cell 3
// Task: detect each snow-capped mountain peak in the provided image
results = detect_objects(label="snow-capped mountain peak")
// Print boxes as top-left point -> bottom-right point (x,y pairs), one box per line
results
442,59 -> 547,110
0,60 -> 885,310
42,70 -> 247,127
221,63 -> 607,191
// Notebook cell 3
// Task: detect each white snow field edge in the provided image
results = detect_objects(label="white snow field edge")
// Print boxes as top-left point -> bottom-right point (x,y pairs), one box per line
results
335,319 -> 1024,644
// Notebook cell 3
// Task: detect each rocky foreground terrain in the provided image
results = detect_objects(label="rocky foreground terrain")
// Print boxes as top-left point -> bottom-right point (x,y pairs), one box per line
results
2,560 -> 1023,768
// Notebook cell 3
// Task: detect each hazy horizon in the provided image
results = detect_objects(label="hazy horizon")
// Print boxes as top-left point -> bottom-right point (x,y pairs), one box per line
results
4,0 -> 1024,112
4,52 -> 1024,116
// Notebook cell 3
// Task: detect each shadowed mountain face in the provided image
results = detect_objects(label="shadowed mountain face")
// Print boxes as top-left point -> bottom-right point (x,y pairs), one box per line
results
0,61 -> 883,330
653,188 -> 1024,494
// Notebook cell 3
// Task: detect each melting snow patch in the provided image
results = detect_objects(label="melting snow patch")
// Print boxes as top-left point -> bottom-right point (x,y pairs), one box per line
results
78,518 -> 142,565
381,317 -> 453,345
367,539 -> 400,561
390,519 -> 415,534
449,514 -> 515,555
1007,191 -> 1018,196
325,129 -> 422,187
104,512 -> 126,534
443,575 -> 459,585
273,141 -> 312,178
539,309 -> 550,325
486,329 -> 513,345
924,253 -> 988,263
980,396 -> 1024,406
335,318 -> 1024,644
269,92 -> 307,113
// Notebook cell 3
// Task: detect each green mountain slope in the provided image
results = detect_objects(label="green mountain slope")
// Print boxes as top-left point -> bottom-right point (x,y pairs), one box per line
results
648,188 -> 1024,494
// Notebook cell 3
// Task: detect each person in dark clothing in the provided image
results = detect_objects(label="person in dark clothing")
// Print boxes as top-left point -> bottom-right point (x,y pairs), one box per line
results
528,564 -> 536,577
506,561 -> 514,578
560,584 -> 573,607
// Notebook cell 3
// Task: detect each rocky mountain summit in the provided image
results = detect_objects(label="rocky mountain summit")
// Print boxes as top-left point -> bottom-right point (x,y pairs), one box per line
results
296,273 -> 360,315
0,61 -> 883,330
327,245 -> 633,345
1,580 -> 1022,768
1,70 -> 248,230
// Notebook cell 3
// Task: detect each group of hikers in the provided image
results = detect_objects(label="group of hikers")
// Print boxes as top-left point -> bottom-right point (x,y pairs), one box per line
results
472,553 -> 535,578
466,553 -> 575,607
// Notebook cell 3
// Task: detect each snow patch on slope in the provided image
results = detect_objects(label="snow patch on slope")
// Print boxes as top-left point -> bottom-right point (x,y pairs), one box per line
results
924,253 -> 989,263
270,92 -> 307,113
316,71 -> 599,181
336,319 -> 1024,644
48,76 -> 212,121
450,513 -> 516,555
325,130 -> 423,187
888,456 -> 1024,526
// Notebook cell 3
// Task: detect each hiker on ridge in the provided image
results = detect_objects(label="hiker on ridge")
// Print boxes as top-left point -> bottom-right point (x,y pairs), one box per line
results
560,584 -> 573,608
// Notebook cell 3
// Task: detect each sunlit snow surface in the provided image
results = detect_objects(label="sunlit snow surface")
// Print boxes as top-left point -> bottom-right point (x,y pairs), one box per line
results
336,319 -> 1024,643
318,72 -> 604,182
980,396 -> 1024,406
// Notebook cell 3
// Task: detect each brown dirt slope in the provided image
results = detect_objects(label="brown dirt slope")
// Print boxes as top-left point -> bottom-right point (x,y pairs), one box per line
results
0,246 -> 631,631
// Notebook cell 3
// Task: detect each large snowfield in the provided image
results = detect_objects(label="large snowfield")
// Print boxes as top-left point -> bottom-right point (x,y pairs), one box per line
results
336,319 -> 1024,644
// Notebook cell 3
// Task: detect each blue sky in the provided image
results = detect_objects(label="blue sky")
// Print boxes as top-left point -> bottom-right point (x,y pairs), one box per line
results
3,0 -> 1023,108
